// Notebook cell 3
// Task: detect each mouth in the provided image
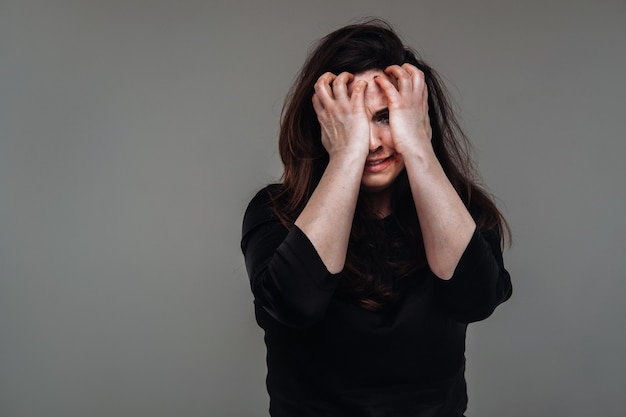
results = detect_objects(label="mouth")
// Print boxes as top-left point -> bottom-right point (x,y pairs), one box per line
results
365,154 -> 394,166
364,154 -> 396,173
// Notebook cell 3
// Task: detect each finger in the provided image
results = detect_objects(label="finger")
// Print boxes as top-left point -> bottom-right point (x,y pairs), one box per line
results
384,65 -> 412,93
373,75 -> 401,106
314,72 -> 337,102
332,72 -> 354,101
401,63 -> 422,79
402,63 -> 426,89
311,92 -> 325,117
349,79 -> 367,101
404,66 -> 428,109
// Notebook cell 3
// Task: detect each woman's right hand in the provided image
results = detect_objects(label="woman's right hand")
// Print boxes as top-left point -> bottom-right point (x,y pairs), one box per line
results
312,72 -> 370,159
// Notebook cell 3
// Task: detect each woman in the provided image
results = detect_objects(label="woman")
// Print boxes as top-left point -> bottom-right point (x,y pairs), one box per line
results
241,19 -> 512,417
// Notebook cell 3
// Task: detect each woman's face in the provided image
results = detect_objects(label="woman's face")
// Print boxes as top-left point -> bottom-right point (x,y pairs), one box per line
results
348,70 -> 405,196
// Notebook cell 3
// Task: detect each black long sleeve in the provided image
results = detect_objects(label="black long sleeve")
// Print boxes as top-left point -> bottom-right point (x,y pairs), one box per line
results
241,187 -> 340,327
435,227 -> 512,323
242,187 -> 512,326
241,186 -> 512,417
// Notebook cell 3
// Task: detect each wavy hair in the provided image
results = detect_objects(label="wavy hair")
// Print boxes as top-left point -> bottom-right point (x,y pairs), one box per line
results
271,19 -> 509,310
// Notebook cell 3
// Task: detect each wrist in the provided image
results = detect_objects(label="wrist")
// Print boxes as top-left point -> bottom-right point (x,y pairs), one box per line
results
327,145 -> 369,164
399,144 -> 440,172
396,139 -> 436,160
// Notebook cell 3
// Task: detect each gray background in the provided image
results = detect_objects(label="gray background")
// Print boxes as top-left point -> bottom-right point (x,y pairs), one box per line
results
1,0 -> 625,416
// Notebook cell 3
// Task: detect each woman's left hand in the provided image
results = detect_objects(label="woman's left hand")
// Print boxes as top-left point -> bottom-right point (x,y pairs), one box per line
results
374,64 -> 433,156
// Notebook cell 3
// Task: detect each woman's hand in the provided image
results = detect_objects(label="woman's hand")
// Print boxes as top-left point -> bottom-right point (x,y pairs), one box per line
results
312,72 -> 370,160
374,64 -> 433,156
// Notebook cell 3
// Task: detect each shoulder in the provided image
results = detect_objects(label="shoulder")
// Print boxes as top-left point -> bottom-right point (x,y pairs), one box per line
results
242,184 -> 283,237
245,183 -> 282,212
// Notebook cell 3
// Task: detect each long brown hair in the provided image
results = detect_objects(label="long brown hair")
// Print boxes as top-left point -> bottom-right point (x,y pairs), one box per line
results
271,19 -> 510,310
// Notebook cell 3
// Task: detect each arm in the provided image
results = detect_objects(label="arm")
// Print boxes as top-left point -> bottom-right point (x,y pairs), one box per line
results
375,64 -> 511,320
402,147 -> 476,280
241,72 -> 370,326
375,64 -> 475,279
241,188 -> 339,327
295,72 -> 370,273
434,226 -> 512,323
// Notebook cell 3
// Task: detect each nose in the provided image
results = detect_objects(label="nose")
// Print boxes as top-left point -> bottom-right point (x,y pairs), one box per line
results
369,123 -> 383,153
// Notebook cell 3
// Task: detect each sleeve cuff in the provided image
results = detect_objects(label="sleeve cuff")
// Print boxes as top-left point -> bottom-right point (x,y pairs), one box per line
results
445,229 -> 491,289
279,224 -> 338,291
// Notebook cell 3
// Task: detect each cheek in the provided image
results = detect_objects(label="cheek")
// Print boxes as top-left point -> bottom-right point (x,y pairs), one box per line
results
394,153 -> 404,168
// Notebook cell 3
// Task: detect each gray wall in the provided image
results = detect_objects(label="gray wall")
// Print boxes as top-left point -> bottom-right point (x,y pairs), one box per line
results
1,1 -> 624,416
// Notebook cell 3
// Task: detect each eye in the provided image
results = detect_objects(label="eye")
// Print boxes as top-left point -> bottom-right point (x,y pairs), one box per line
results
376,113 -> 390,125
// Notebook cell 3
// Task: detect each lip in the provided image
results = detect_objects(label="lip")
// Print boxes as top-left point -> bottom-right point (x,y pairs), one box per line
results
364,154 -> 395,173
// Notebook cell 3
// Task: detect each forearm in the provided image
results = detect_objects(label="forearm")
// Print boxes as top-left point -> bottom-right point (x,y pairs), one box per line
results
403,147 -> 476,280
294,153 -> 365,273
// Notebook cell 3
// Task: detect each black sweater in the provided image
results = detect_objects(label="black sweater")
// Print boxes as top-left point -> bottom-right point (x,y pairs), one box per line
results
241,186 -> 512,417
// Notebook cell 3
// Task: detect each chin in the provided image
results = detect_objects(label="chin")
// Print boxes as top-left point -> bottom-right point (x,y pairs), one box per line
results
361,165 -> 405,194
361,175 -> 402,194
360,182 -> 392,194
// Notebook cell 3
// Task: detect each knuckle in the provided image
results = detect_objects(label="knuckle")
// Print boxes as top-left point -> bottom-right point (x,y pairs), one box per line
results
317,72 -> 333,84
333,75 -> 348,85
